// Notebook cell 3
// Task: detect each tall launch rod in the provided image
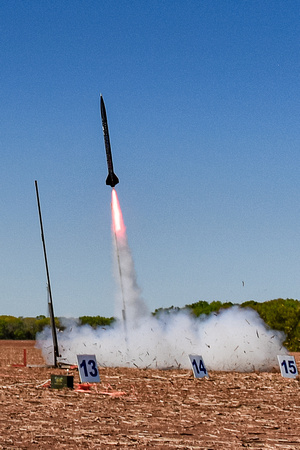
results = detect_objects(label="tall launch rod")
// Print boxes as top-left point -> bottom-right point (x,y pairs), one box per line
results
35,180 -> 60,367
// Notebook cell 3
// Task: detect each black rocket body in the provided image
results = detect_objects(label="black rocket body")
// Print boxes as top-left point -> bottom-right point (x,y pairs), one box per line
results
100,95 -> 119,188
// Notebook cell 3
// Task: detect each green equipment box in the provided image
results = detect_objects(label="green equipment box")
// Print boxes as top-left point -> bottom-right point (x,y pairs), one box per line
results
51,374 -> 74,389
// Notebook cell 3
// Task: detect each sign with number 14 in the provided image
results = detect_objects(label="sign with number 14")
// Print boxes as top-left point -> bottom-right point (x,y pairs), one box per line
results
189,354 -> 209,379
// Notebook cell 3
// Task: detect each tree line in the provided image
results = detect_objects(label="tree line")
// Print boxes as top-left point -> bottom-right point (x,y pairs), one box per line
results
0,298 -> 299,351
0,315 -> 114,340
155,298 -> 300,351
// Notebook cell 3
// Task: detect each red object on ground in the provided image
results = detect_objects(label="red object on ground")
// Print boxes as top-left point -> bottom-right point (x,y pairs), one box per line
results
12,349 -> 27,367
74,383 -> 92,392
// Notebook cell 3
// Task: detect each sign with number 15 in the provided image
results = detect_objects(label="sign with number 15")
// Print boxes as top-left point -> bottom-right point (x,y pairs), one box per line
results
277,355 -> 298,379
77,354 -> 101,383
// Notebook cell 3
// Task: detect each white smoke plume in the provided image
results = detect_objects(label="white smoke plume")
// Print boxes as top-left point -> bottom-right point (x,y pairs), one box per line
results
36,192 -> 287,372
37,304 -> 286,372
112,224 -> 149,323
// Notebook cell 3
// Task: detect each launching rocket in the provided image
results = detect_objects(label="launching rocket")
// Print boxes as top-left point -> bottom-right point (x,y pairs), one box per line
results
100,95 -> 119,188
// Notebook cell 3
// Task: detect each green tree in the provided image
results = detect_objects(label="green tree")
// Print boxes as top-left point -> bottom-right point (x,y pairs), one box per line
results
241,299 -> 300,351
185,300 -> 233,317
79,315 -> 114,329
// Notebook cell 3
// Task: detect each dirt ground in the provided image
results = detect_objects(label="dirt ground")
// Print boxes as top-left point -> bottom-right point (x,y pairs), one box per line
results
0,341 -> 299,449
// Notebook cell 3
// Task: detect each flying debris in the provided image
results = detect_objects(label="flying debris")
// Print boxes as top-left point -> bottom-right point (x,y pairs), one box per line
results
100,95 -> 119,187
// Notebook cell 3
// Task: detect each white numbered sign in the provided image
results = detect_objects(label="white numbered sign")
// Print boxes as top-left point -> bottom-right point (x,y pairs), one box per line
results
277,355 -> 298,379
189,354 -> 209,379
77,354 -> 100,383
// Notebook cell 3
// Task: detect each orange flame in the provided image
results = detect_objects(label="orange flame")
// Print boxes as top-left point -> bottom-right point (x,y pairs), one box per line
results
111,189 -> 125,235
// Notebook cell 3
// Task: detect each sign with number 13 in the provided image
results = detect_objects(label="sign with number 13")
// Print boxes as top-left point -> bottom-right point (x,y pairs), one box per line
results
77,354 -> 101,383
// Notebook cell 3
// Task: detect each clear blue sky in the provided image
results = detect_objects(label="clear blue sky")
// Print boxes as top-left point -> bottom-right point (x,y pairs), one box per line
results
1,1 -> 300,318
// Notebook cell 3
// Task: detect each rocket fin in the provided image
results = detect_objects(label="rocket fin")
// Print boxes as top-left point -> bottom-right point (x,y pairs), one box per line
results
106,172 -> 119,187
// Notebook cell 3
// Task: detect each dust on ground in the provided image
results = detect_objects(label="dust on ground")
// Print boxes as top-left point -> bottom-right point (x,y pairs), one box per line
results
0,341 -> 299,449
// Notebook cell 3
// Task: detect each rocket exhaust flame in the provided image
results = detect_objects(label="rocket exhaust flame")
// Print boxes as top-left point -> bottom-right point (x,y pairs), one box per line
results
111,189 -> 127,340
110,187 -> 148,358
111,189 -> 125,235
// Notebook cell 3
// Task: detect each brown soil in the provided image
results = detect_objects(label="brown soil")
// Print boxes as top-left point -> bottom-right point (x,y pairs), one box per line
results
0,341 -> 299,449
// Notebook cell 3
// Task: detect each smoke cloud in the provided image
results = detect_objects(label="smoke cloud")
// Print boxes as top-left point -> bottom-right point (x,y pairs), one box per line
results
36,303 -> 286,371
36,192 -> 287,372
